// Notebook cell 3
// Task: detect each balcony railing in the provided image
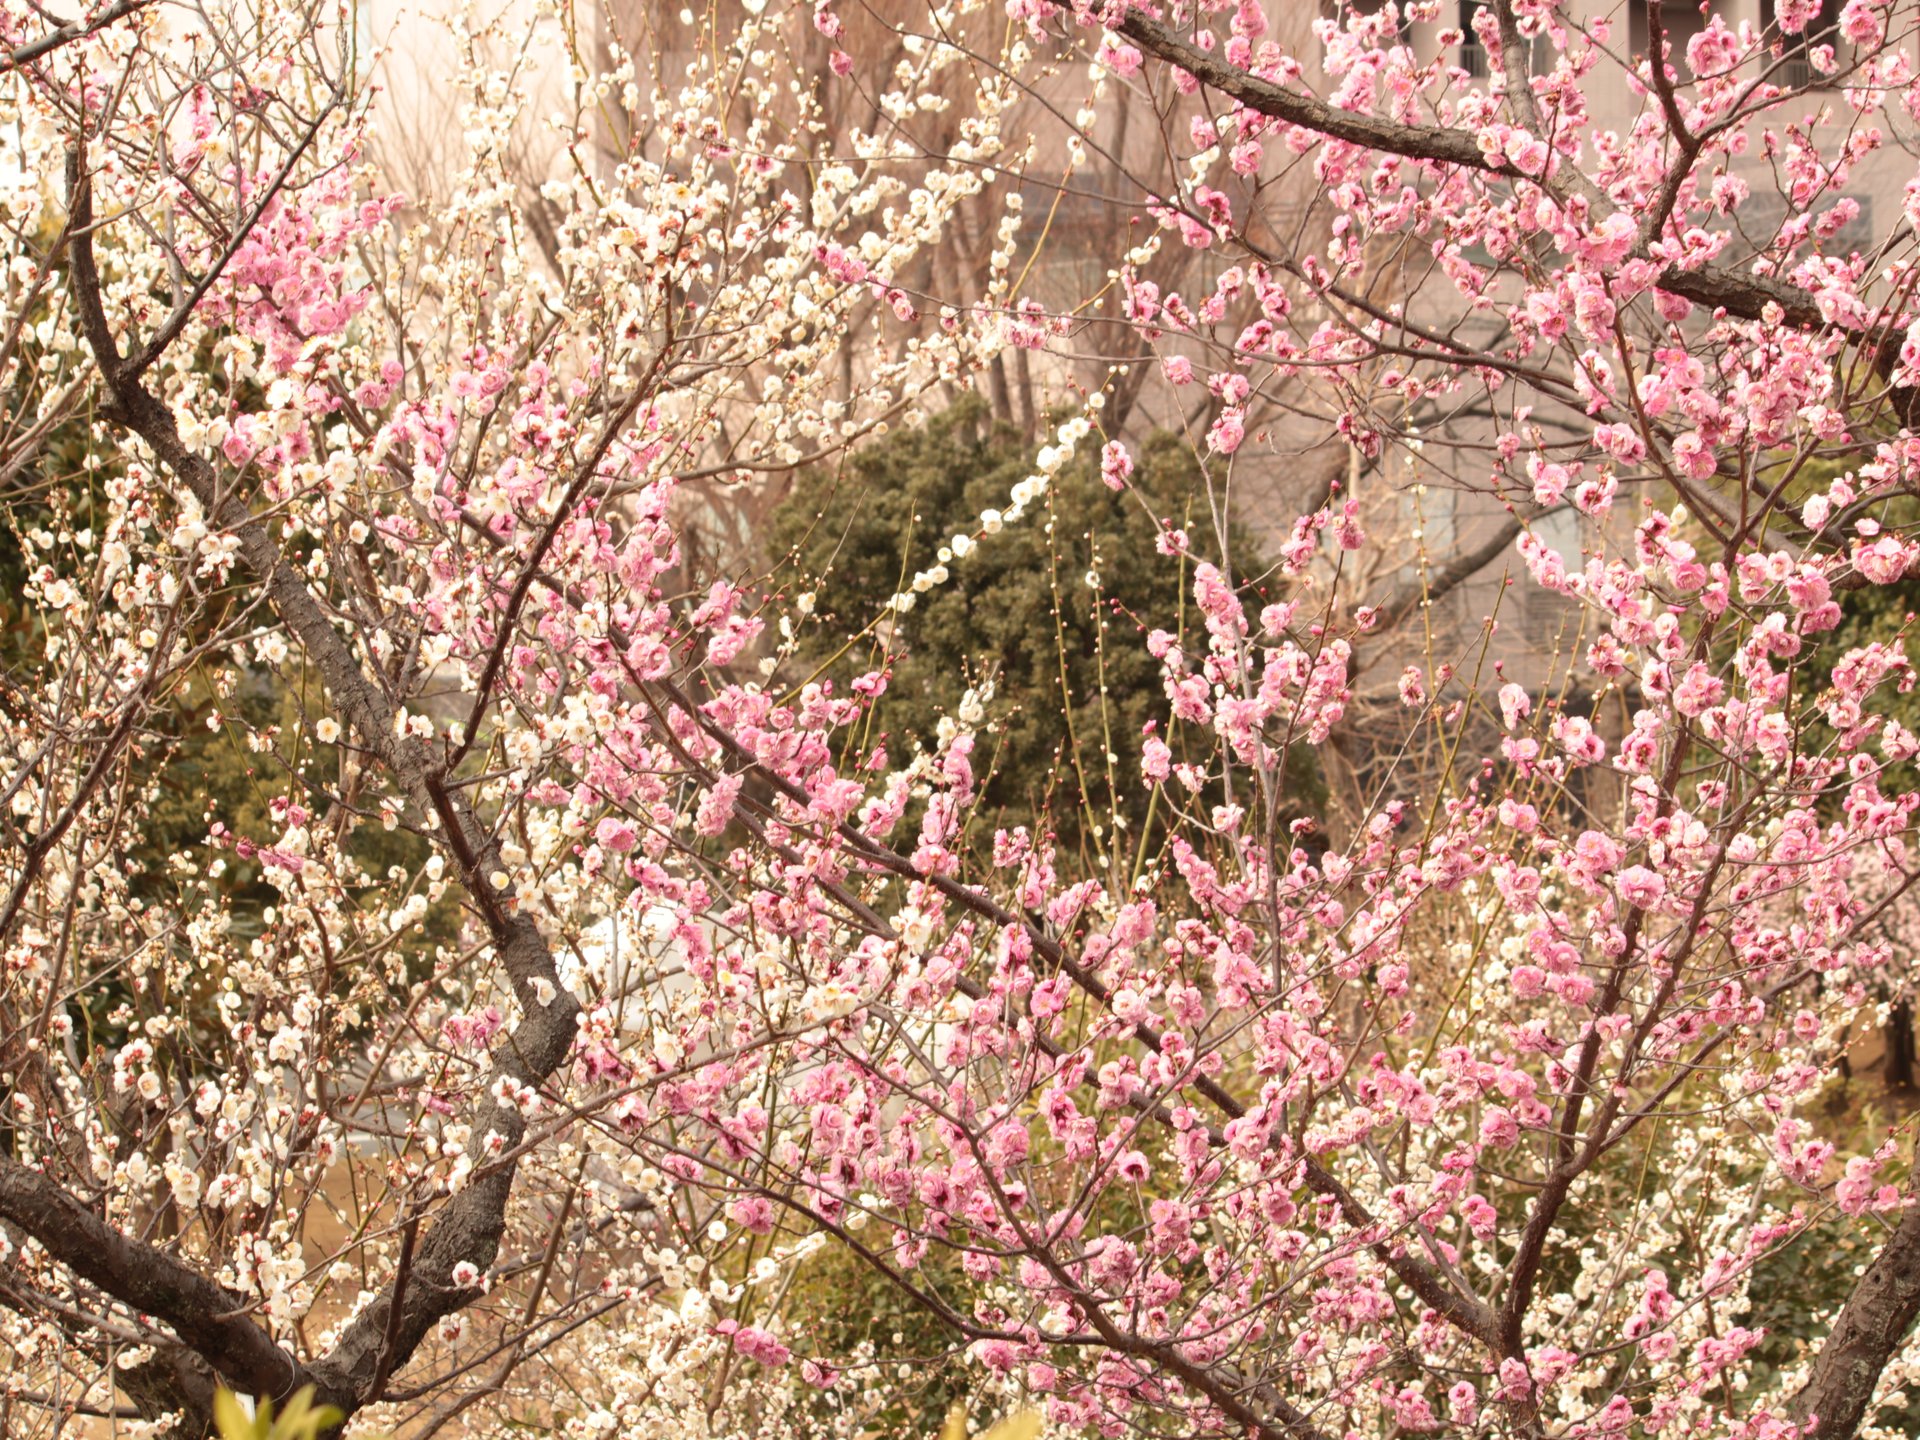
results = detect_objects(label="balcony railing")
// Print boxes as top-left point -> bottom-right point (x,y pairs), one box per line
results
1779,52 -> 1818,89
1459,38 -> 1549,80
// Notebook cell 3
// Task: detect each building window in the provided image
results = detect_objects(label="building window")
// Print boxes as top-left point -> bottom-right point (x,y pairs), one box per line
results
1765,0 -> 1843,88
1459,1 -> 1549,80
1629,1 -> 1712,81
1331,0 -> 1409,34
1460,0 -> 1489,77
1715,190 -> 1875,264
1523,509 -> 1585,646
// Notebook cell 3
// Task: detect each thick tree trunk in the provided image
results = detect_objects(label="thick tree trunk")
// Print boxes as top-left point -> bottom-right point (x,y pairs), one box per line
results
1793,1198 -> 1920,1439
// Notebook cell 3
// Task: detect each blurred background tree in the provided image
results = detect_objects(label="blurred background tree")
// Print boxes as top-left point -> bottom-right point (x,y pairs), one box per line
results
769,397 -> 1322,866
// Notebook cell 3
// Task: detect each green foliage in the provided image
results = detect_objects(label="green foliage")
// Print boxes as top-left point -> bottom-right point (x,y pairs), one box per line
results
780,1239 -> 971,1433
212,1386 -> 343,1440
1806,559 -> 1920,781
770,398 -> 1320,856
1755,451 -> 1920,1000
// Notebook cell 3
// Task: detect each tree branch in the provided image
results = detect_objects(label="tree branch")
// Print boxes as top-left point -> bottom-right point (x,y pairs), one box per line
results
3,0 -> 153,73
1115,9 -> 1826,330
0,1154 -> 303,1405
1793,1198 -> 1920,1440
63,141 -> 592,1423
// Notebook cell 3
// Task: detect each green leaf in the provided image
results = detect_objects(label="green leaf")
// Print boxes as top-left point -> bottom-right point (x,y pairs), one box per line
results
211,1386 -> 344,1440
212,1388 -> 263,1440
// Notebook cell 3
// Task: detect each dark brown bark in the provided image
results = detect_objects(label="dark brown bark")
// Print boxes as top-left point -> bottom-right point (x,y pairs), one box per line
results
1794,1198 -> 1920,1439
0,1157 -> 305,1407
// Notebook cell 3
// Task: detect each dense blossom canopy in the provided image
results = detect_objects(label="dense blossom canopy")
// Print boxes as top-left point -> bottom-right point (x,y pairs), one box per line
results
6,0 -> 1920,1437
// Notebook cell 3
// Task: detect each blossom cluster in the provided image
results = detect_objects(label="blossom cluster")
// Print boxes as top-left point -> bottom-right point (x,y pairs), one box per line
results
6,0 -> 1920,1437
